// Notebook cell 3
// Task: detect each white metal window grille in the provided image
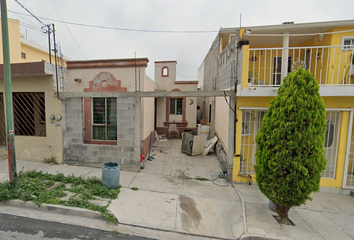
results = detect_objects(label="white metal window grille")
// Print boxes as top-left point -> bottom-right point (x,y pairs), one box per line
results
13,92 -> 46,136
344,112 -> 354,188
92,97 -> 117,141
240,110 -> 267,174
0,94 -> 6,145
322,111 -> 341,179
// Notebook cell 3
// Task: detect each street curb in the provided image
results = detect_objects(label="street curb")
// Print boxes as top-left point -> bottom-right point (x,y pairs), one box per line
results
0,200 -> 103,220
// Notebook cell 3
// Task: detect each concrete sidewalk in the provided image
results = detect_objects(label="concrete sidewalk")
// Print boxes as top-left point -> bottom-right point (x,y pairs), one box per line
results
0,140 -> 354,240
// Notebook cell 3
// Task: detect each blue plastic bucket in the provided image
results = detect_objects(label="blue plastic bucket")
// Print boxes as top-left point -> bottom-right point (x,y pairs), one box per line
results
102,162 -> 120,189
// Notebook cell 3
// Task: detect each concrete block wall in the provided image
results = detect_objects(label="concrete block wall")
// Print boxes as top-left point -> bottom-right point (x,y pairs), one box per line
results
61,96 -> 139,171
202,34 -> 241,91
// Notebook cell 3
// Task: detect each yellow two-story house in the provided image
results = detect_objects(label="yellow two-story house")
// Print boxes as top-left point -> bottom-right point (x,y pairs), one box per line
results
200,20 -> 354,193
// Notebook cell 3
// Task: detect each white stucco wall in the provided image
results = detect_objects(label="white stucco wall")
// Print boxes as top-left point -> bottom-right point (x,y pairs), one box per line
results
141,76 -> 156,140
215,96 -> 229,152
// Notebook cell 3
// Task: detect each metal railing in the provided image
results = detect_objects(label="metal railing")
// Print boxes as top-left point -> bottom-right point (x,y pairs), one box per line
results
239,109 -> 342,179
248,45 -> 354,87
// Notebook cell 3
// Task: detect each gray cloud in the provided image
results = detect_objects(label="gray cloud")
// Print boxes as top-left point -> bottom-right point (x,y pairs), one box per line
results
7,0 -> 354,80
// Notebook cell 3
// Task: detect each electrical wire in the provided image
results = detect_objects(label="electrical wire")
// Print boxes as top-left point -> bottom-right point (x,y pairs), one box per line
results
13,0 -> 46,26
48,0 -> 87,60
8,10 -> 218,34
223,90 -> 236,114
176,72 -> 194,80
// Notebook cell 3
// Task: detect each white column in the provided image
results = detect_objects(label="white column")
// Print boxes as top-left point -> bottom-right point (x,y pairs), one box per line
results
281,32 -> 290,82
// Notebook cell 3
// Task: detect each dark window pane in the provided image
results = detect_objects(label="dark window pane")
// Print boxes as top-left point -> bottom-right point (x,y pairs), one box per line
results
93,98 -> 105,124
176,98 -> 183,115
93,126 -> 106,140
107,98 -> 117,125
107,126 -> 117,140
170,99 -> 175,114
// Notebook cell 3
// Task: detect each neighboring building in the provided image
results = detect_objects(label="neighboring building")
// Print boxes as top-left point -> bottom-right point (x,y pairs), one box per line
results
63,58 -> 156,170
0,18 -> 67,163
0,62 -> 65,163
155,61 -> 198,137
200,20 -> 354,192
0,18 -> 65,66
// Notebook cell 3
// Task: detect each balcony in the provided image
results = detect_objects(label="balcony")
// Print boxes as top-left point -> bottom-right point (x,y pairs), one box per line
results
239,45 -> 354,97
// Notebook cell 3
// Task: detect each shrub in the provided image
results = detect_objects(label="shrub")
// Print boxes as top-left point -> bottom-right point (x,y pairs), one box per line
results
254,68 -> 327,221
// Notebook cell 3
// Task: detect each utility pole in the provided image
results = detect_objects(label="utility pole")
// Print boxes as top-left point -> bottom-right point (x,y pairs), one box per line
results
52,24 -> 59,98
47,25 -> 52,63
1,0 -> 17,182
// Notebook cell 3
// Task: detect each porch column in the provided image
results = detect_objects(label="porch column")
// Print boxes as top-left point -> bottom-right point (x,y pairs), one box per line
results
281,31 -> 290,83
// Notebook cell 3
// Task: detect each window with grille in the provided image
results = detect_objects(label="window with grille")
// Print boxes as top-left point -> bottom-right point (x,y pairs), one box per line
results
240,110 -> 267,174
342,37 -> 354,50
13,92 -> 46,136
92,97 -> 117,141
170,98 -> 183,115
322,111 -> 341,179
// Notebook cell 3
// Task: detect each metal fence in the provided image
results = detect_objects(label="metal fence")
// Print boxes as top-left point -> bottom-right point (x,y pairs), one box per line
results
248,45 -> 354,86
240,109 -> 342,179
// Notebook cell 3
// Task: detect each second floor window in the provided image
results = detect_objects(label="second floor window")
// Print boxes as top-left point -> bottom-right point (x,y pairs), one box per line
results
342,37 -> 354,50
162,67 -> 169,77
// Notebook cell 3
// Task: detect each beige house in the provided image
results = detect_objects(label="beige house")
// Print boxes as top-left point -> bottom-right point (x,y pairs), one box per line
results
63,58 -> 156,169
155,61 -> 198,137
0,62 -> 64,163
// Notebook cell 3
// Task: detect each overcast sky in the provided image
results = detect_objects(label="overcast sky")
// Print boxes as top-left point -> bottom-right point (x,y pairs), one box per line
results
5,0 -> 354,81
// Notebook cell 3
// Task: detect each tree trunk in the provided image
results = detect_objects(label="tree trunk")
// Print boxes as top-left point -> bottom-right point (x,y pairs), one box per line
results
275,204 -> 290,221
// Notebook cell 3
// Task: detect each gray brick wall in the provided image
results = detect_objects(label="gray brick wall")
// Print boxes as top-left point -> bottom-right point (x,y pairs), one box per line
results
61,96 -> 139,171
202,33 -> 242,91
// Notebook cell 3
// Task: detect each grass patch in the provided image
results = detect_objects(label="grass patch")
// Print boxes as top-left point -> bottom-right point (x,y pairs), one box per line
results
193,176 -> 210,181
0,170 -> 120,224
43,156 -> 58,164
130,187 -> 139,191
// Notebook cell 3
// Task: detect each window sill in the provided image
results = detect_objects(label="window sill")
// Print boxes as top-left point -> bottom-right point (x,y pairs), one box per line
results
84,140 -> 117,145
163,121 -> 188,127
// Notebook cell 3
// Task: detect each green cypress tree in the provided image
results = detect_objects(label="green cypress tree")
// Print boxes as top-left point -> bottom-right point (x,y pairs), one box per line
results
254,68 -> 327,221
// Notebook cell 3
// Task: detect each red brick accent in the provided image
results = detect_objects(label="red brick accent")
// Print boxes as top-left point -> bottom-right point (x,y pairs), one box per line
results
141,131 -> 155,161
67,58 -> 149,69
174,81 -> 198,84
84,72 -> 127,92
84,72 -> 127,144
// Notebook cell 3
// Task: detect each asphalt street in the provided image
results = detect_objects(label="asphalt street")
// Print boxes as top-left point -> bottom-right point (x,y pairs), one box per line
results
0,213 -> 154,240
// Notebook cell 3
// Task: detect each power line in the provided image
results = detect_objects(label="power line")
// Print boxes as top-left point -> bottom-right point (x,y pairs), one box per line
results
8,10 -> 218,34
13,0 -> 46,26
176,72 -> 194,80
48,0 -> 87,59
